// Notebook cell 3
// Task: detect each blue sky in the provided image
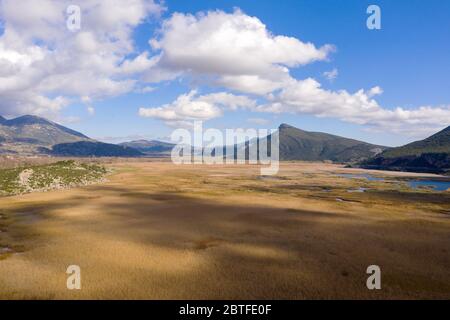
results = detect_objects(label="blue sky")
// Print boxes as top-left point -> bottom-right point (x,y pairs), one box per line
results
1,0 -> 449,147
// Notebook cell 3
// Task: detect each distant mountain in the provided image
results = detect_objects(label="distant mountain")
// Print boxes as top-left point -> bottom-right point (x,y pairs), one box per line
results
0,115 -> 399,161
361,126 -> 450,174
43,141 -> 144,157
0,115 -> 142,157
276,124 -> 387,162
0,115 -> 91,154
381,126 -> 450,158
215,124 -> 387,162
119,140 -> 174,156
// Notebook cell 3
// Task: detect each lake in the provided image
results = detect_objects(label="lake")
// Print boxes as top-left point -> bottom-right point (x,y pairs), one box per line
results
407,180 -> 450,191
337,173 -> 450,192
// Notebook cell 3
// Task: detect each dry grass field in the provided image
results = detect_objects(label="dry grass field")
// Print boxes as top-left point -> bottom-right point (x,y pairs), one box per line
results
0,160 -> 449,299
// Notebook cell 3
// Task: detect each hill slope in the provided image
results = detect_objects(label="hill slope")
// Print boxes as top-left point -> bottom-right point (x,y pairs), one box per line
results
382,126 -> 450,158
361,126 -> 450,174
276,124 -> 387,162
119,140 -> 174,156
0,115 -> 91,154
0,115 -> 143,157
44,141 -> 143,157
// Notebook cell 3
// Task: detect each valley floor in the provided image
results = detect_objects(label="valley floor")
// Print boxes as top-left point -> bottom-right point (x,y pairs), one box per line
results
0,161 -> 449,299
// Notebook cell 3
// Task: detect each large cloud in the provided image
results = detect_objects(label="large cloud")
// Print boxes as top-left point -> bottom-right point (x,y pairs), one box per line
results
142,9 -> 450,135
0,0 -> 163,118
139,90 -> 256,127
258,78 -> 450,134
146,9 -> 333,94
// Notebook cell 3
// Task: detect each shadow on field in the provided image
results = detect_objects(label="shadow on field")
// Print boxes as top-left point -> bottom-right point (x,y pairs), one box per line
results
3,184 -> 450,299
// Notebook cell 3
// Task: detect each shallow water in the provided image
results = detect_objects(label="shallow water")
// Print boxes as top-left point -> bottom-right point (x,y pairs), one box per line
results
347,187 -> 367,193
337,173 -> 384,181
408,180 -> 450,191
338,173 -> 450,192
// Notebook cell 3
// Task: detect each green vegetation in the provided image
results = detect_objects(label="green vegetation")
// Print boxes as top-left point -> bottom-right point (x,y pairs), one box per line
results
382,126 -> 450,158
361,126 -> 450,174
276,124 -> 387,162
0,160 -> 107,196
0,167 -> 22,194
49,141 -> 143,157
119,140 -> 174,155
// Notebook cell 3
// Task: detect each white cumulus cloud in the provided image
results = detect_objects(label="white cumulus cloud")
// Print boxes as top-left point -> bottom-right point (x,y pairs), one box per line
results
257,78 -> 450,134
323,68 -> 338,81
141,9 -> 449,135
139,90 -> 256,126
145,9 -> 333,94
0,0 -> 164,118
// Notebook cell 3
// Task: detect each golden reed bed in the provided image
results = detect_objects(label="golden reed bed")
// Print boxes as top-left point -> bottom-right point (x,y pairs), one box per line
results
0,161 -> 449,299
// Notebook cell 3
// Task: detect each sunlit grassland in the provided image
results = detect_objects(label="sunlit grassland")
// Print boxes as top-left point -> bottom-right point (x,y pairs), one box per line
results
0,161 -> 449,299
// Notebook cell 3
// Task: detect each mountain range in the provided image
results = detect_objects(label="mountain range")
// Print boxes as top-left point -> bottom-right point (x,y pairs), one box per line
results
360,126 -> 450,174
0,115 -> 90,154
1,114 -> 449,174
0,115 -> 142,157
205,124 -> 387,163
119,140 -> 175,156
276,124 -> 386,162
